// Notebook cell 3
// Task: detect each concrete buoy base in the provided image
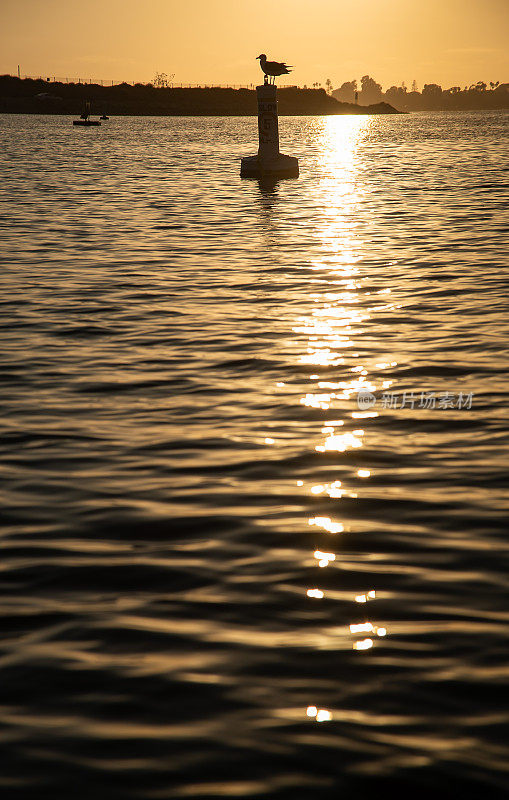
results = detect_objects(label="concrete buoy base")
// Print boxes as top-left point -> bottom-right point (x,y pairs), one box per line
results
241,83 -> 299,180
241,153 -> 299,178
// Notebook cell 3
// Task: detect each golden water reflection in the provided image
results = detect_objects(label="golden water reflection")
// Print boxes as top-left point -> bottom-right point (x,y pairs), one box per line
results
298,118 -> 390,719
308,517 -> 344,534
307,706 -> 333,723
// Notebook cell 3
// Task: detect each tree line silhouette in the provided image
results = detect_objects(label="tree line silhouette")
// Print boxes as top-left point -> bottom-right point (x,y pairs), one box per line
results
1,73 -> 506,115
0,74 -> 399,116
332,75 -> 509,110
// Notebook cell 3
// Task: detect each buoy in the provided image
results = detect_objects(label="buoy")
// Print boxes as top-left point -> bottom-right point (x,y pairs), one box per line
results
241,83 -> 299,179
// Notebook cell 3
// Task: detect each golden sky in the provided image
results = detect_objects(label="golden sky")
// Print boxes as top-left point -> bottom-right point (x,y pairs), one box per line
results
1,0 -> 507,88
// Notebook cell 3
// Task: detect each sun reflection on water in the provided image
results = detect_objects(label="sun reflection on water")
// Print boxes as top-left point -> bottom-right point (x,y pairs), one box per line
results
308,517 -> 344,534
295,117 -> 391,719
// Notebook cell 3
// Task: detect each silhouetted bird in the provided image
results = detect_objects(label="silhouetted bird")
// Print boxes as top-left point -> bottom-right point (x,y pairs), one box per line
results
257,54 -> 293,85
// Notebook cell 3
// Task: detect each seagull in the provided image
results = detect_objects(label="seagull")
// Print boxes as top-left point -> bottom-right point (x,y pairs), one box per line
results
257,54 -> 293,85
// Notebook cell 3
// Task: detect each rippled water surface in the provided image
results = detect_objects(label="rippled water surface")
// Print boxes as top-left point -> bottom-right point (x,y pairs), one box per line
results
0,111 -> 508,799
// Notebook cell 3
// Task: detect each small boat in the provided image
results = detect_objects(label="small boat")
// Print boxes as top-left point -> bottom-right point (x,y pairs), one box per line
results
73,119 -> 101,126
73,102 -> 101,126
100,113 -> 109,120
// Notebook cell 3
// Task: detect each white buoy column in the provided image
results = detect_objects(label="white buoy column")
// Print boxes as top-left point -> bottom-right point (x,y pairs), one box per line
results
241,84 -> 299,178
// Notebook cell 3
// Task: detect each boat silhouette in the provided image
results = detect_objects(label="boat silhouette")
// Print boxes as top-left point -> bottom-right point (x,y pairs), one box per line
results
73,102 -> 101,126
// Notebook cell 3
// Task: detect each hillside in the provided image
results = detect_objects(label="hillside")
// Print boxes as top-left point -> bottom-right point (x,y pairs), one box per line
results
0,76 -> 401,116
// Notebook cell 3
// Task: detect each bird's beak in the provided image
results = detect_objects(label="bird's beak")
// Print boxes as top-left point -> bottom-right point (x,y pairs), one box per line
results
256,55 -> 262,60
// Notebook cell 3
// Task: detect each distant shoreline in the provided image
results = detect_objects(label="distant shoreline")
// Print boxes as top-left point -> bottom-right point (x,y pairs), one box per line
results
0,109 -> 402,117
0,76 -> 402,116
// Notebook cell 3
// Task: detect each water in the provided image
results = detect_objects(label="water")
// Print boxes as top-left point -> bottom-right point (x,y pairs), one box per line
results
0,111 -> 508,799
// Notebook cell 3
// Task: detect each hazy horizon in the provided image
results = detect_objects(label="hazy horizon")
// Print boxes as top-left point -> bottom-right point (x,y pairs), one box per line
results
1,0 -> 507,88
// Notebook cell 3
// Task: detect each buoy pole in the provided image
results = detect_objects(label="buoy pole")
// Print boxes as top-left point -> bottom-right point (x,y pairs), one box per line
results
241,83 -> 299,179
257,83 -> 280,161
